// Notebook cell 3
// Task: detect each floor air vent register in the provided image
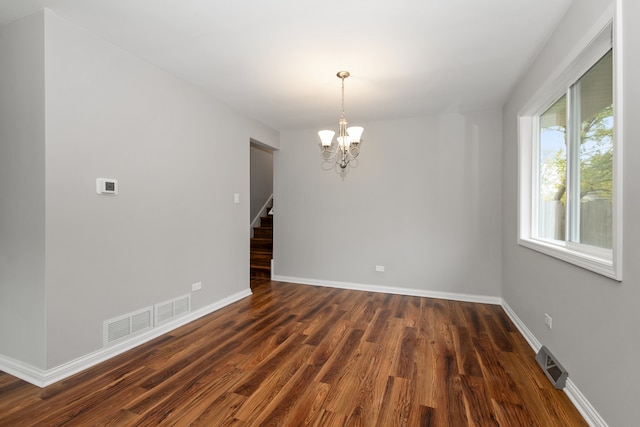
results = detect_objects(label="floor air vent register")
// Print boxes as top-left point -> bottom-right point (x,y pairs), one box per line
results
535,346 -> 568,389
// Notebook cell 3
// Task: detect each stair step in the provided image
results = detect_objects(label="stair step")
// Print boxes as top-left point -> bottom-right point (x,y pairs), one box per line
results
251,260 -> 271,268
251,238 -> 272,251
250,265 -> 271,278
250,257 -> 271,267
253,227 -> 273,238
251,251 -> 271,263
260,216 -> 273,227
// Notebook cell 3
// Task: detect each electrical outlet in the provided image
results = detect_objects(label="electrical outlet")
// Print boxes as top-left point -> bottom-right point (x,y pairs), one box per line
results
375,265 -> 385,272
544,313 -> 552,330
192,282 -> 202,292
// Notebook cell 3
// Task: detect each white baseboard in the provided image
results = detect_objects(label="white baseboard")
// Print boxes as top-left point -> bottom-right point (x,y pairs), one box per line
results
272,274 -> 502,305
0,288 -> 252,388
0,355 -> 48,388
501,301 -> 608,427
500,300 -> 543,352
564,379 -> 609,427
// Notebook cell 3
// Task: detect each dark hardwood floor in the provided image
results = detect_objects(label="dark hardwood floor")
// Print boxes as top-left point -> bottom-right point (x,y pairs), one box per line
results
0,280 -> 587,426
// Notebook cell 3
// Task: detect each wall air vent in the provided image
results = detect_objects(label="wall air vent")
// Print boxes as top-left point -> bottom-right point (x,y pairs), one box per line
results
154,294 -> 191,326
535,346 -> 568,389
107,318 -> 130,343
131,310 -> 153,333
174,296 -> 189,316
156,301 -> 174,324
103,294 -> 191,347
103,306 -> 154,345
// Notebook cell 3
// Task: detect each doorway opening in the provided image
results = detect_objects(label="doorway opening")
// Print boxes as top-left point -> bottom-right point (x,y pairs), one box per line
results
250,141 -> 274,284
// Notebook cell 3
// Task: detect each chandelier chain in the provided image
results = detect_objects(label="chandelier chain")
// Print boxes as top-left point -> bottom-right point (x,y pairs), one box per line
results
341,76 -> 345,118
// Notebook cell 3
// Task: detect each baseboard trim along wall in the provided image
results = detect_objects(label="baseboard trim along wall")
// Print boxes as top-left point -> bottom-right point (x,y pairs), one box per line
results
272,274 -> 503,305
501,301 -> 608,427
0,288 -> 252,388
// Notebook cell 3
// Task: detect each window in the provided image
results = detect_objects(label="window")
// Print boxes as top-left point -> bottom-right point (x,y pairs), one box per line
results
518,22 -> 622,280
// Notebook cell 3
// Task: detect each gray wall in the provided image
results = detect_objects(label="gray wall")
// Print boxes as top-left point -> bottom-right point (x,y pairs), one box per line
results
42,10 -> 278,367
502,0 -> 639,424
274,112 -> 502,296
1,10 -> 278,370
250,143 -> 274,221
0,11 -> 47,369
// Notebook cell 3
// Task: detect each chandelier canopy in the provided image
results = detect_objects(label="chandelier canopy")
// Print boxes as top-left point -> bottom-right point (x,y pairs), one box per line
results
318,71 -> 364,171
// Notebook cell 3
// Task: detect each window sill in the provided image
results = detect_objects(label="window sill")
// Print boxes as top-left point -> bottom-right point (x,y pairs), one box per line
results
518,237 -> 621,281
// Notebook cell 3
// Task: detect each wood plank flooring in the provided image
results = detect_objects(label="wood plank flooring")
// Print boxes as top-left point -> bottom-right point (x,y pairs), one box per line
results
0,280 -> 587,426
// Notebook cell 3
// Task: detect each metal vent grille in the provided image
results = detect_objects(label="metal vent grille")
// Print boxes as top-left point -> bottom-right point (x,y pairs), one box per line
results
103,306 -> 154,346
107,318 -> 130,343
132,310 -> 152,333
155,294 -> 191,325
155,302 -> 174,324
535,346 -> 568,389
174,296 -> 190,316
103,294 -> 191,347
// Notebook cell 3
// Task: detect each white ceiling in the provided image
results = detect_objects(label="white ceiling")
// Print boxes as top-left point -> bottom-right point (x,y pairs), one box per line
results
0,0 -> 573,131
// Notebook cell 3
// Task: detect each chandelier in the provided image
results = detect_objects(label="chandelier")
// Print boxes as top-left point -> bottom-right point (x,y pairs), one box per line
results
318,71 -> 364,170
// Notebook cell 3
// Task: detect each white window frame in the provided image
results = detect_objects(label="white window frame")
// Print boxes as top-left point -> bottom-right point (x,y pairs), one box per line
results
517,9 -> 623,281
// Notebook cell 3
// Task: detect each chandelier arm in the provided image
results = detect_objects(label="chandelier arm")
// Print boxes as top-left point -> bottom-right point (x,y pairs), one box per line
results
347,145 -> 360,157
320,145 -> 333,155
321,146 -> 340,161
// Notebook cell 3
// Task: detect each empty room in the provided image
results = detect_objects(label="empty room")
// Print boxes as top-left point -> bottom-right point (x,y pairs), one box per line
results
0,0 -> 637,425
